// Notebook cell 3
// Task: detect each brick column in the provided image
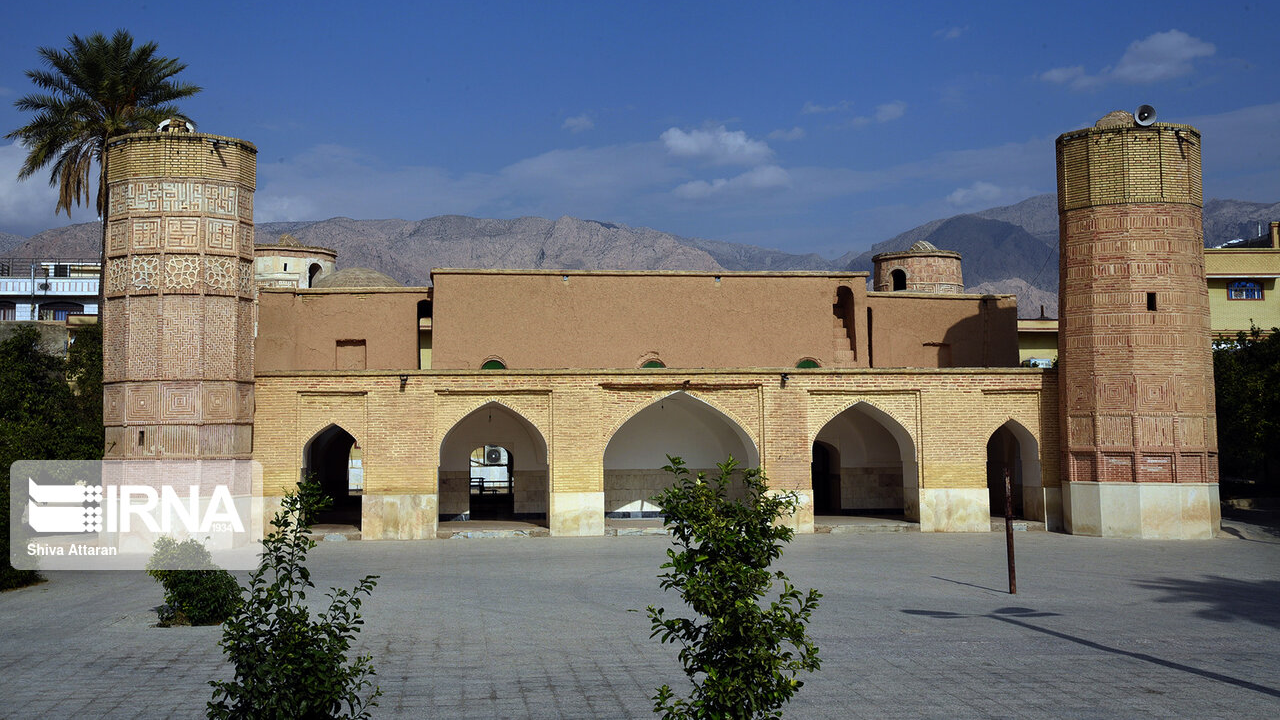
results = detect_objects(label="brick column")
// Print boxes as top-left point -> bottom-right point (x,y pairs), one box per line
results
1056,114 -> 1219,538
102,129 -> 257,461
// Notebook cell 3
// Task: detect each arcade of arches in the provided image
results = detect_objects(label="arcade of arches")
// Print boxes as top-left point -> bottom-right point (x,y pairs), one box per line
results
258,370 -> 1059,539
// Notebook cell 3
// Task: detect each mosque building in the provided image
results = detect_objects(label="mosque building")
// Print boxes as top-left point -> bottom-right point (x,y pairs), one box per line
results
97,110 -> 1220,541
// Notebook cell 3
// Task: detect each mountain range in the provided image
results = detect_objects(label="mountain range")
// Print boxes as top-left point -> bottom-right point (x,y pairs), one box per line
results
4,194 -> 1276,318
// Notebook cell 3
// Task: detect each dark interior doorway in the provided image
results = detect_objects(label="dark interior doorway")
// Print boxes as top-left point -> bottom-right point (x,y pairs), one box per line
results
469,445 -> 515,520
304,425 -> 362,527
811,442 -> 841,515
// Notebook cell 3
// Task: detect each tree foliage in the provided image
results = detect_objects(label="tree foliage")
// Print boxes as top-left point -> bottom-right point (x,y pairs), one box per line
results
146,536 -> 242,626
1214,326 -> 1280,486
5,30 -> 201,217
208,481 -> 380,720
646,456 -> 821,720
0,324 -> 103,589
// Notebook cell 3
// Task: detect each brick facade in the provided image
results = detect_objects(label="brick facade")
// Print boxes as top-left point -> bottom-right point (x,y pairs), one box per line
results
103,129 -> 257,459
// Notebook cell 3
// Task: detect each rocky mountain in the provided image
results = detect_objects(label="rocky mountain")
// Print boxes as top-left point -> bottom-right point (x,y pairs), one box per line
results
4,194 -> 1273,318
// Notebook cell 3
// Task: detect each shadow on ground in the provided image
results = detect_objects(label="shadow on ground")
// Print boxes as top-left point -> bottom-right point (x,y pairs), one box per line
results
1133,575 -> 1280,629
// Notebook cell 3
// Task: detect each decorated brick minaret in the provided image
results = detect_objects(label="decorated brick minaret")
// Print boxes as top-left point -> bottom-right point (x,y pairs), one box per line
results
102,126 -> 257,461
1056,109 -> 1218,538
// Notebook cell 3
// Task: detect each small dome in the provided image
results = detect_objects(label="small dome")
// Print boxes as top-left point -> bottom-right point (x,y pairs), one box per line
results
908,240 -> 939,253
1094,110 -> 1134,129
311,268 -> 403,288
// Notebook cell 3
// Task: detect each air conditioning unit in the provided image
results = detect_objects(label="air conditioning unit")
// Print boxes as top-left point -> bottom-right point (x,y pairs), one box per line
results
485,447 -> 504,465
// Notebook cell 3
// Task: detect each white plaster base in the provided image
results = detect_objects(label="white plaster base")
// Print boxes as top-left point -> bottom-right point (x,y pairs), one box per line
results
550,491 -> 605,537
1063,482 -> 1219,539
363,494 -> 438,540
918,488 -> 991,532
1021,486 -> 1064,532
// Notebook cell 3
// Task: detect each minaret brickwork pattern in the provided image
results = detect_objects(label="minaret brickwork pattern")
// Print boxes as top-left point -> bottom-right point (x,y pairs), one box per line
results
1056,119 -> 1217,487
102,129 -> 257,459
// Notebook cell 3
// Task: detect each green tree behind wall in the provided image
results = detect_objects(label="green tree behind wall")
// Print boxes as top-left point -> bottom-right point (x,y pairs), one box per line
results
0,324 -> 103,588
1214,326 -> 1280,488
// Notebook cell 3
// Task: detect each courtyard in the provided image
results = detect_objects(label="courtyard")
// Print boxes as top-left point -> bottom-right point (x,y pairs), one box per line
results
2,521 -> 1278,719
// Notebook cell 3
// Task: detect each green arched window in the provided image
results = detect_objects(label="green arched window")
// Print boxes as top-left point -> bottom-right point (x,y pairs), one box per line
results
641,359 -> 665,368
480,359 -> 506,370
795,359 -> 820,369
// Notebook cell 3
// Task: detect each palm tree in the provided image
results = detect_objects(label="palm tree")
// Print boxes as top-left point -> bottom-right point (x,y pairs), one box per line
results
6,30 -> 201,219
5,30 -> 201,314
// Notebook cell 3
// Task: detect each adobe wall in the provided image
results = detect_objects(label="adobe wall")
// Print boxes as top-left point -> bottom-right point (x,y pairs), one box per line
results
418,270 -> 1018,371
252,367 -> 1059,539
864,292 -> 1019,367
255,288 -> 431,372
429,270 -> 870,370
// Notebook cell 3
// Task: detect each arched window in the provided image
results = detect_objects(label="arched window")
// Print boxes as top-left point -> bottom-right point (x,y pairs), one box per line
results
480,359 -> 507,370
890,269 -> 907,291
641,359 -> 665,368
1228,280 -> 1263,300
796,359 -> 820,368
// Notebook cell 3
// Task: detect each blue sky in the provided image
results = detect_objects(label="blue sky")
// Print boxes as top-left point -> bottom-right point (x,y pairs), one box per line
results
2,0 -> 1277,256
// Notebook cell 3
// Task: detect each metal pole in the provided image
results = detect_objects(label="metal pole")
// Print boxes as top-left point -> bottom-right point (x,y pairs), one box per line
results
1005,467 -> 1017,594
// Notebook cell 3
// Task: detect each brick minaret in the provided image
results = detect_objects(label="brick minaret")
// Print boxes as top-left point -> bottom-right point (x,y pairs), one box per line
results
1056,111 -> 1218,538
102,127 -> 257,460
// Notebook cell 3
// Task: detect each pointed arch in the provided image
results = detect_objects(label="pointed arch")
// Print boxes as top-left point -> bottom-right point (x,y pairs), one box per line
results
602,391 -> 760,517
986,418 -> 1043,520
438,401 -> 549,523
301,423 -> 362,528
604,390 -> 761,461
812,400 -> 919,520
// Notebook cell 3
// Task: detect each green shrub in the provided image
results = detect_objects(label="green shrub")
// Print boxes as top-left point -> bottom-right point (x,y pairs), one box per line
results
646,455 -> 821,720
145,536 -> 241,626
208,480 -> 380,720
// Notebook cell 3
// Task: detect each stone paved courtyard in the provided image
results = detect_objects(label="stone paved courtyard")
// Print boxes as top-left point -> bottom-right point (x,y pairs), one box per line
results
2,521 -> 1278,719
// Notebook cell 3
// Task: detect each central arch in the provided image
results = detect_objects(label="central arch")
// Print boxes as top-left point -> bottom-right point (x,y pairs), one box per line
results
438,402 -> 549,523
812,402 -> 918,520
603,392 -> 759,518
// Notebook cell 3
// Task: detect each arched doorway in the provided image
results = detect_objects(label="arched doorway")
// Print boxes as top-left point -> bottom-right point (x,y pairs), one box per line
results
307,263 -> 323,287
812,402 -> 918,519
303,425 -> 362,527
986,421 -> 1041,519
890,269 -> 907,291
603,392 -> 759,518
811,441 -> 841,514
438,403 -> 548,523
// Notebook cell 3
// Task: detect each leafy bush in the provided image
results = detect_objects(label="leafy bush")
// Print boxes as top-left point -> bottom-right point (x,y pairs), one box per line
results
1214,325 -> 1280,487
1,324 -> 103,590
646,456 -> 821,720
208,481 -> 380,720
145,536 -> 241,626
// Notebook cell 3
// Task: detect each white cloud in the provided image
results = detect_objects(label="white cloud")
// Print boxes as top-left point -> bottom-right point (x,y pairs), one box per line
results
562,114 -> 594,133
1037,65 -> 1086,85
672,165 -> 791,199
1039,30 -> 1215,90
802,100 -> 850,114
945,181 -> 1004,207
660,125 -> 773,166
0,143 -> 100,236
1111,30 -> 1216,84
767,127 -> 806,141
874,101 -> 907,123
933,26 -> 968,40
844,101 -> 908,128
